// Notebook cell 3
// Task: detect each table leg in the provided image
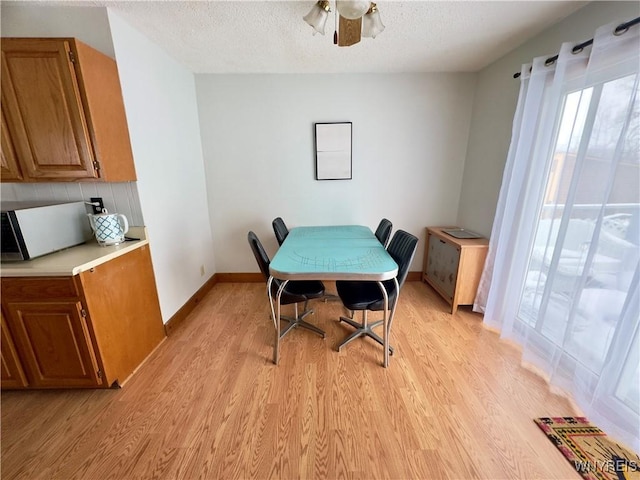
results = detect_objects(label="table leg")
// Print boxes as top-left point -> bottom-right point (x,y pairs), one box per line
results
386,278 -> 400,367
267,276 -> 276,328
267,277 -> 289,365
377,281 -> 390,368
267,277 -> 277,364
376,278 -> 399,368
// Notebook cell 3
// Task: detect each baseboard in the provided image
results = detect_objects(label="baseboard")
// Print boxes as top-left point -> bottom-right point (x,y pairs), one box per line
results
406,271 -> 422,282
214,272 -> 263,283
214,272 -> 422,283
164,275 -> 219,335
165,270 -> 423,335
216,272 -> 423,282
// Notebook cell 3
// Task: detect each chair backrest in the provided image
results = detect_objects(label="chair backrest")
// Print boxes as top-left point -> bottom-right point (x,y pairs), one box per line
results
248,231 -> 308,305
375,218 -> 393,247
386,230 -> 418,290
272,217 -> 289,246
247,231 -> 271,281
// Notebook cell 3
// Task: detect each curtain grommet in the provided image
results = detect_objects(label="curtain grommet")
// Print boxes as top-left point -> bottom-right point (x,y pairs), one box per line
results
614,25 -> 629,36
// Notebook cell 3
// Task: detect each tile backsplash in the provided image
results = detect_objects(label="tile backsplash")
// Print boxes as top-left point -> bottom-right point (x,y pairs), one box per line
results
0,182 -> 144,226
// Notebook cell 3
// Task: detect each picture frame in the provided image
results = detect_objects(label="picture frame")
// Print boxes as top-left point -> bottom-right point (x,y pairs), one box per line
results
314,122 -> 352,180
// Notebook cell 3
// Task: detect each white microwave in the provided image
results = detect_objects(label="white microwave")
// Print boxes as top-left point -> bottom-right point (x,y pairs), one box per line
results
1,201 -> 92,261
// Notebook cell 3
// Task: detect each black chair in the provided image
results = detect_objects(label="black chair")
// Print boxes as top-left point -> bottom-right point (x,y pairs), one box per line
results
375,218 -> 393,247
248,231 -> 325,342
272,217 -> 289,246
335,229 -> 418,357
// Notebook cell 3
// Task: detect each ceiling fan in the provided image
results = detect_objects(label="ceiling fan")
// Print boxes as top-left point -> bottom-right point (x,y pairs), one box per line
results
303,0 -> 385,47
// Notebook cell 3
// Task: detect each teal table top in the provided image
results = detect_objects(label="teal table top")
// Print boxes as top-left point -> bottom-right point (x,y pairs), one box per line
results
269,225 -> 398,281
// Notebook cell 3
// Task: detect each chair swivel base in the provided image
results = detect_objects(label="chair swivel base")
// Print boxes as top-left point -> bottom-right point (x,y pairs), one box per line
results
280,309 -> 325,339
337,316 -> 394,354
323,292 -> 340,302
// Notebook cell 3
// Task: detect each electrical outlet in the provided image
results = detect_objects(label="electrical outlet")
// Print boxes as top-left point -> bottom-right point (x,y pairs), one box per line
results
90,197 -> 104,214
200,265 -> 205,277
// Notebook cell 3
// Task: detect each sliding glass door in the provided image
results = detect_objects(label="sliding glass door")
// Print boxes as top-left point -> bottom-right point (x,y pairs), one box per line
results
517,69 -> 639,388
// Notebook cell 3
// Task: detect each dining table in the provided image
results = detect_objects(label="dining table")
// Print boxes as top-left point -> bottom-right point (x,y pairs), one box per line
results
268,225 -> 399,367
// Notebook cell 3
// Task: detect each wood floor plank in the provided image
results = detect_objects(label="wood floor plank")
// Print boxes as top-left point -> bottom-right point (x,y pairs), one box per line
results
1,281 -> 581,479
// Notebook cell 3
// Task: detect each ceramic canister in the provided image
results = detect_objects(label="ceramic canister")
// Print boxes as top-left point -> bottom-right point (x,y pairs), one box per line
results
87,211 -> 129,246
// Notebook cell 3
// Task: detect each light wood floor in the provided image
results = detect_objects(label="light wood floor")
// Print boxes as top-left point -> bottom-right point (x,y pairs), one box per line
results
1,281 -> 580,480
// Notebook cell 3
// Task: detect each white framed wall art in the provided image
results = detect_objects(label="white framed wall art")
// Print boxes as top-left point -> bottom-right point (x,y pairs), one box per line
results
314,122 -> 352,180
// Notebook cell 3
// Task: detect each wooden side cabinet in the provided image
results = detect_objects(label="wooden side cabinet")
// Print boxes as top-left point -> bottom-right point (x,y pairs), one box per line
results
422,227 -> 489,314
0,37 -> 136,182
1,245 -> 165,389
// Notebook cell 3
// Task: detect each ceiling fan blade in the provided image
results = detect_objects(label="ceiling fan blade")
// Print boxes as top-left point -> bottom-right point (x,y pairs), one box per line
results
337,15 -> 362,47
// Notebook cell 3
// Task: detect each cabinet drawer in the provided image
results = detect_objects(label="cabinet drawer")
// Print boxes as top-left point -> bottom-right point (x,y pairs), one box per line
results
1,277 -> 79,301
425,235 -> 460,300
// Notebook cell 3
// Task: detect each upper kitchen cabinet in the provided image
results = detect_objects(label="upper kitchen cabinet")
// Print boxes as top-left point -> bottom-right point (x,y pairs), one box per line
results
1,107 -> 23,181
0,38 -> 136,182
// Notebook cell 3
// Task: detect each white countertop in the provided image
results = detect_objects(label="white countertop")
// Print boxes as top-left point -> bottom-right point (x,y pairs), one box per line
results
1,227 -> 149,277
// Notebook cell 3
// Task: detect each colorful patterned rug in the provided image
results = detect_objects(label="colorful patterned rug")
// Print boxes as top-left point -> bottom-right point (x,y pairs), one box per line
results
534,417 -> 640,480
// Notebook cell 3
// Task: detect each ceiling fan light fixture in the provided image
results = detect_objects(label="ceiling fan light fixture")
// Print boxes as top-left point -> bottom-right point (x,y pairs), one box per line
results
303,0 -> 331,35
362,3 -> 385,38
336,0 -> 371,20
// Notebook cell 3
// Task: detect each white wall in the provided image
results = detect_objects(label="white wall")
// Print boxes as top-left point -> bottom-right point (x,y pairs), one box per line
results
196,73 -> 476,272
457,1 -> 640,237
0,4 -> 115,58
7,1 -> 630,301
108,10 -> 215,322
1,4 -> 215,323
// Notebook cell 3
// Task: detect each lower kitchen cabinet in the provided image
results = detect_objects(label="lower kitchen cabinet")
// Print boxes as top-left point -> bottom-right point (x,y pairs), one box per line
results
5,301 -> 102,388
1,312 -> 28,388
1,244 -> 165,389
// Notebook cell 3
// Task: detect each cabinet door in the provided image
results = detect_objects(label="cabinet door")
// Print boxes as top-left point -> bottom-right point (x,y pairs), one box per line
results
1,311 -> 28,389
5,301 -> 103,388
426,235 -> 460,300
79,245 -> 165,385
1,38 -> 98,181
0,106 -> 23,181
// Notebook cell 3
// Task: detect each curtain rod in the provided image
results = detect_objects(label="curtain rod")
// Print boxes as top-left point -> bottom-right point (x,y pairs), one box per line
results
512,16 -> 640,79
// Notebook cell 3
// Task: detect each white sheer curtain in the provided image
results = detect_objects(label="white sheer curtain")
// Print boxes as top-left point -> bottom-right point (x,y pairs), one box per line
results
475,20 -> 640,452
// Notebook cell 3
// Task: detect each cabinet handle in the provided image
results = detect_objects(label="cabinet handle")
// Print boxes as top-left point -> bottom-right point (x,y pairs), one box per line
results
439,239 -> 446,244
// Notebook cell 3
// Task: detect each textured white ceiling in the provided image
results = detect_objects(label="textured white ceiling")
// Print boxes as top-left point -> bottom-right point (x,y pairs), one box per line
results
17,1 -> 590,73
